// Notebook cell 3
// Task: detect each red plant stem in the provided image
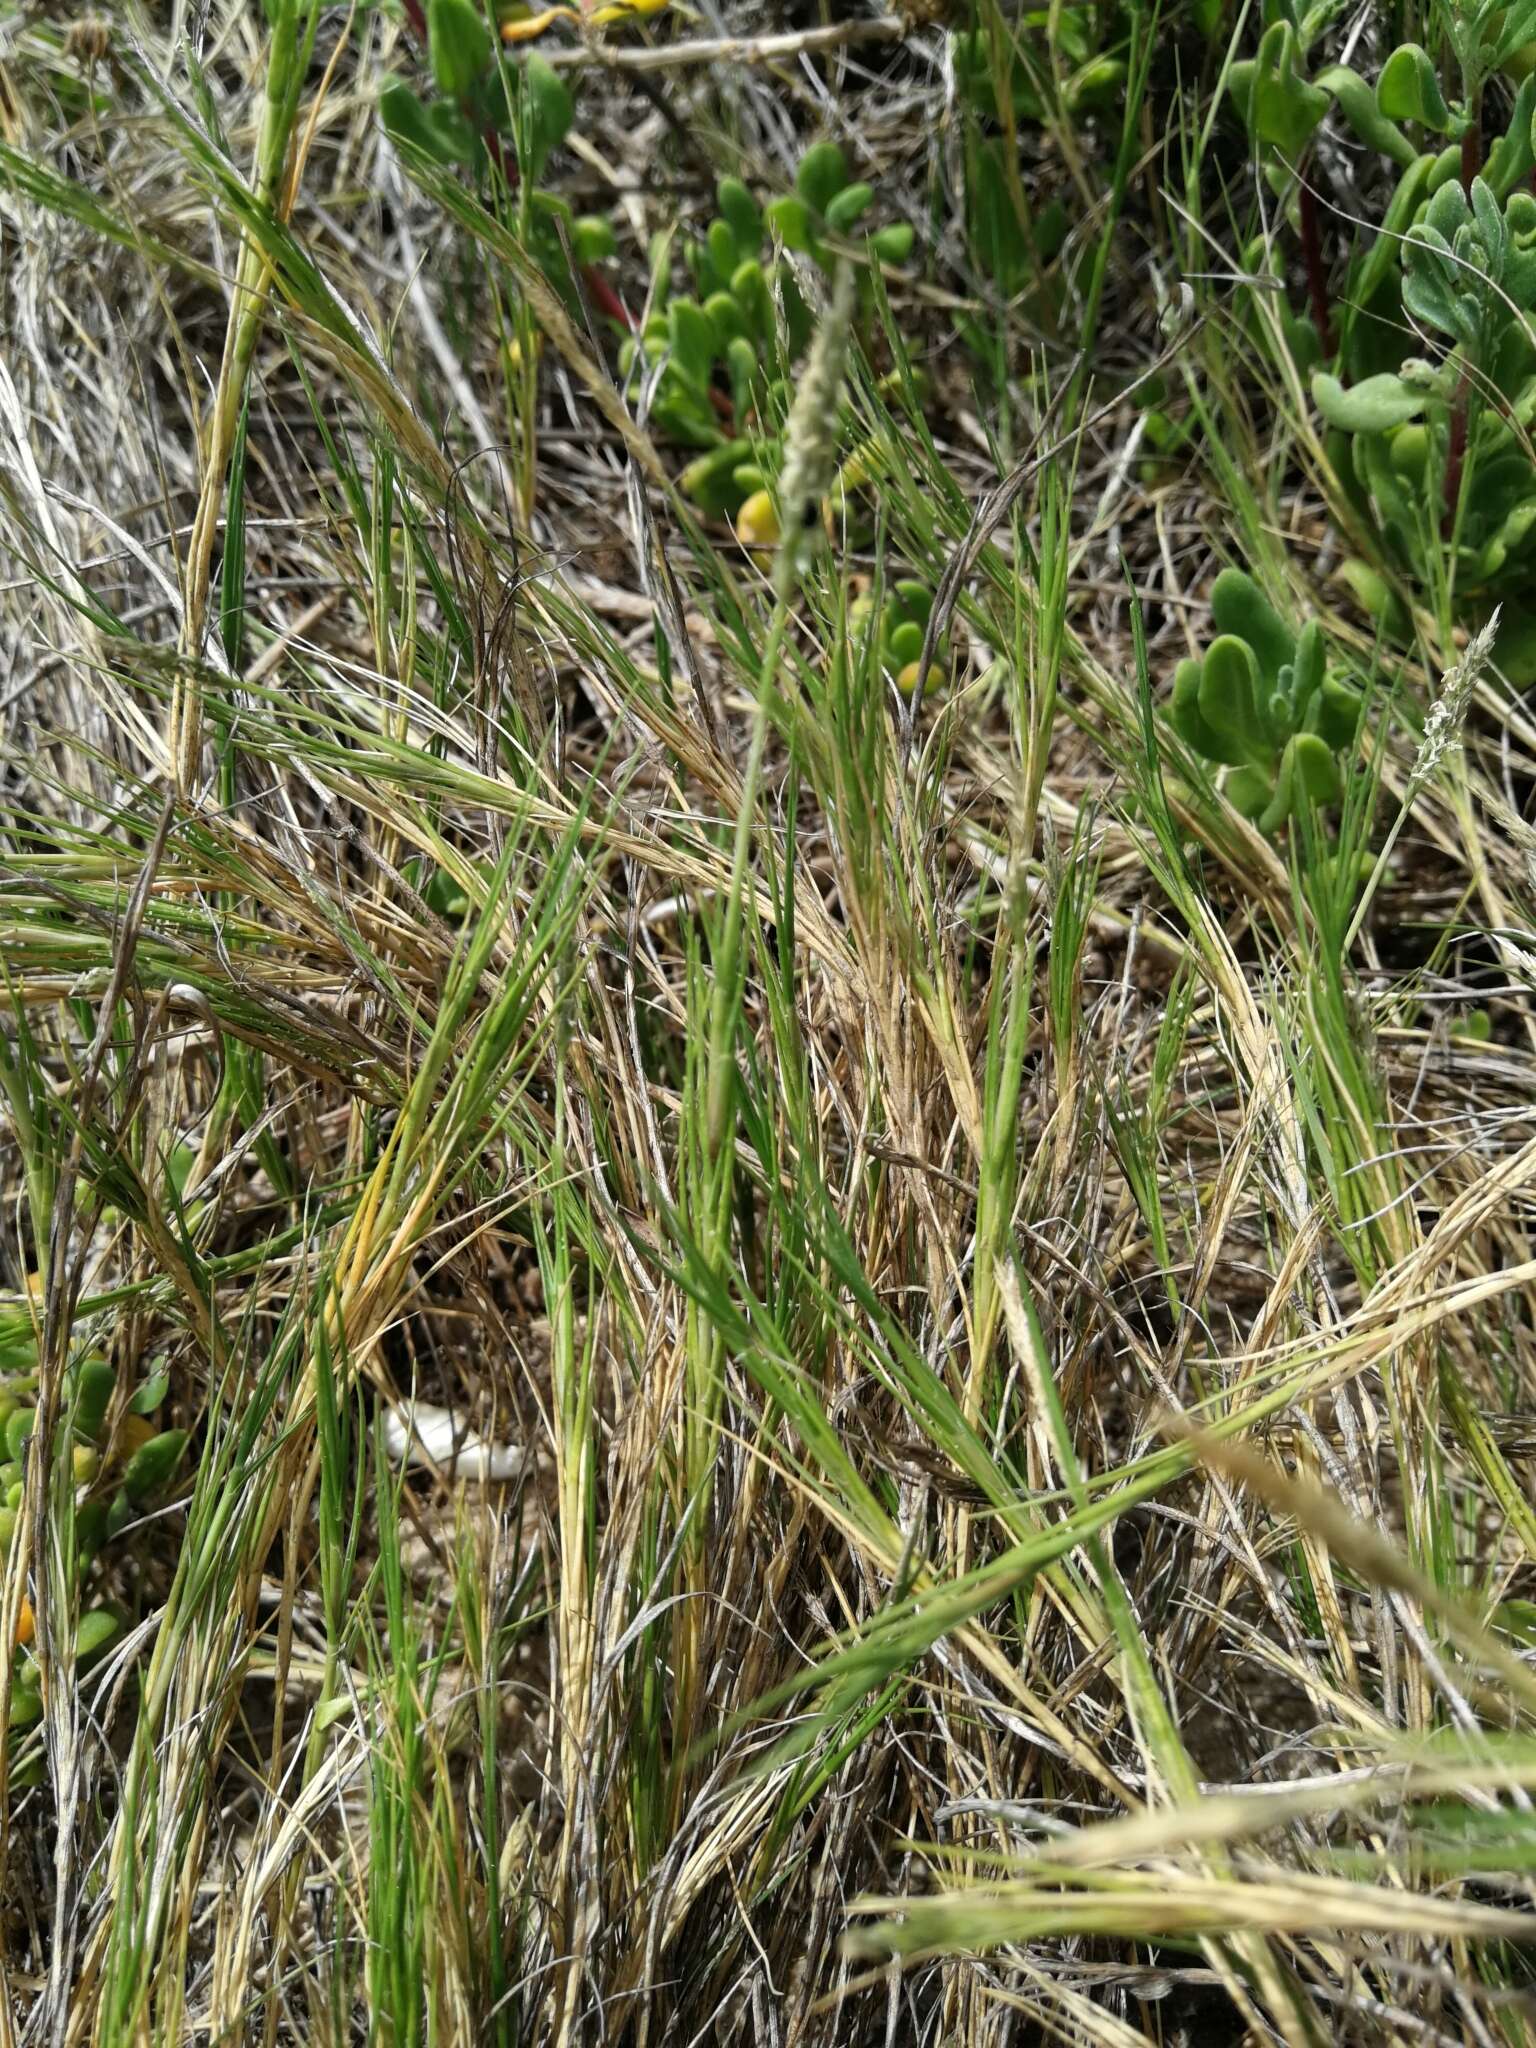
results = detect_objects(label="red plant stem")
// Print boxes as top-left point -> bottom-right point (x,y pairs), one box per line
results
1444,367 -> 1470,539
1461,95 -> 1481,194
1298,173 -> 1333,360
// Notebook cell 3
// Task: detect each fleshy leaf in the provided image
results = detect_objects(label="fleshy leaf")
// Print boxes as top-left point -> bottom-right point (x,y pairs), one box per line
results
121,1428 -> 189,1504
795,141 -> 848,217
1210,569 -> 1295,688
520,51 -> 572,184
717,176 -> 762,253
1229,23 -> 1329,153
1171,658 -> 1243,765
824,182 -> 875,234
1316,63 -> 1417,166
1312,371 -> 1427,433
1198,635 -> 1264,750
1377,44 -> 1453,132
1226,765 -> 1275,821
426,0 -> 490,102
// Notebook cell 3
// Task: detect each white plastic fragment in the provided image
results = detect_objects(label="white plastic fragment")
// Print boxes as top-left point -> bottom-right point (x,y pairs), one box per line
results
383,1399 -> 526,1481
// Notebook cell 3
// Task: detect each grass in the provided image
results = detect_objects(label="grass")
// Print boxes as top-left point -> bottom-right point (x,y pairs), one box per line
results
2,2 -> 1536,2042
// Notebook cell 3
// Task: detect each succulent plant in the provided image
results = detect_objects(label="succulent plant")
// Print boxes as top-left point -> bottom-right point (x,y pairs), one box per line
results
1215,6 -> 1536,666
762,141 -> 913,276
0,1323 -> 188,1735
1170,572 -> 1362,832
630,148 -> 911,518
1311,164 -> 1536,661
850,579 -> 944,695
1223,10 -> 1431,363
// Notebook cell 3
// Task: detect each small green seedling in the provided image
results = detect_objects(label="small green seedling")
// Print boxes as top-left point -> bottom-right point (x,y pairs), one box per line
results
1170,571 -> 1362,832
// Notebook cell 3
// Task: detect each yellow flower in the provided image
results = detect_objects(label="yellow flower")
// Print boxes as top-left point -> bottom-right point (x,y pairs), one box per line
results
500,0 -> 668,41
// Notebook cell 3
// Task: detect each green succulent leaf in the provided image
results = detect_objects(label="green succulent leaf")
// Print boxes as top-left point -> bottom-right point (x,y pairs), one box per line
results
1315,676 -> 1364,749
8,1685 -> 41,1730
380,82 -> 477,168
1290,731 -> 1343,813
1292,734 -> 1343,804
572,214 -> 616,266
893,579 -> 933,626
677,439 -> 754,514
1335,558 -> 1409,636
1067,56 -> 1127,113
704,290 -> 744,348
717,177 -> 762,253
1225,765 -> 1276,821
1376,44 -> 1453,132
730,259 -> 773,340
432,101 -> 486,170
1289,621 -> 1326,713
72,1358 -> 114,1445
765,194 -> 815,253
1312,371 -> 1428,434
379,80 -> 440,154
888,621 -> 924,665
519,51 -> 573,183
1228,23 -> 1329,153
795,141 -> 849,217
1485,76 -> 1536,195
667,297 -> 716,392
824,181 -> 875,234
1282,309 -> 1324,373
75,1500 -> 108,1570
1209,569 -> 1295,688
1316,63 -> 1417,165
76,1608 -> 121,1664
121,1428 -> 189,1504
871,222 -> 915,265
1198,636 -> 1265,757
426,0 -> 490,102
4,1409 -> 33,1463
706,218 -> 738,289
1490,0 -> 1536,68
1388,423 -> 1432,481
1171,658 -> 1243,765
1493,603 -> 1536,683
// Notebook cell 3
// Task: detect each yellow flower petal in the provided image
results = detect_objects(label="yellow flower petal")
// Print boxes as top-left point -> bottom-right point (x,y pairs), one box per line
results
500,6 -> 575,42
